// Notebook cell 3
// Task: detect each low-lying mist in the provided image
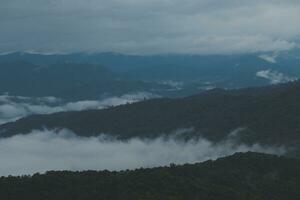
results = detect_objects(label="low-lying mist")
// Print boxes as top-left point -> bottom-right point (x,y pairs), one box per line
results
0,92 -> 156,125
0,129 -> 285,176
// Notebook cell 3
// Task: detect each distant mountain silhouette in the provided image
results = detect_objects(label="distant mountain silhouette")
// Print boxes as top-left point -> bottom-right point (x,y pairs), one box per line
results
0,61 -> 170,100
1,51 -> 300,94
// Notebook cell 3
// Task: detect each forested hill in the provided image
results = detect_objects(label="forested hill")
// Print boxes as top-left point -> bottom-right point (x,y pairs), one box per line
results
0,61 -> 169,100
1,51 -> 300,90
1,81 -> 300,147
1,152 -> 300,200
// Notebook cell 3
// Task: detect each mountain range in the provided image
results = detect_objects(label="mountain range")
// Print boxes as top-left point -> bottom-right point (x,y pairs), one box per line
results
1,80 -> 300,155
1,50 -> 300,100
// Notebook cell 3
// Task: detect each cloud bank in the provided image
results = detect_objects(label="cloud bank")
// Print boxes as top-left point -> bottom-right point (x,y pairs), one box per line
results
0,0 -> 299,54
0,92 -> 156,124
259,53 -> 278,63
256,70 -> 298,84
0,129 -> 285,176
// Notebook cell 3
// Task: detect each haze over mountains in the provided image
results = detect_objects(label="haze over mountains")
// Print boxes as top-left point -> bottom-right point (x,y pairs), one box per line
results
1,0 -> 300,198
0,49 -> 299,175
0,49 -> 299,126
0,75 -> 300,175
1,79 -> 300,145
1,49 -> 300,99
1,50 -> 300,176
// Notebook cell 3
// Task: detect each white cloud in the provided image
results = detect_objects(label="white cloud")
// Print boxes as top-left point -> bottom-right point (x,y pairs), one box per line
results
0,129 -> 285,176
256,69 -> 298,84
0,0 -> 299,54
0,92 -> 156,125
259,53 -> 279,63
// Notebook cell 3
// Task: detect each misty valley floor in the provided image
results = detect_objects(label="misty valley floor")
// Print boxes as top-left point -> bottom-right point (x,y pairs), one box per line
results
2,80 -> 300,176
0,129 -> 286,176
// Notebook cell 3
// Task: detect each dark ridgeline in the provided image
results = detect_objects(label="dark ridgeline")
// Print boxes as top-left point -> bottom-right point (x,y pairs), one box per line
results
1,80 -> 300,150
0,152 -> 300,200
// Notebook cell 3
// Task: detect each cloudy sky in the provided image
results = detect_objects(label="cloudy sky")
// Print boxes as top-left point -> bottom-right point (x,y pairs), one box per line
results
0,0 -> 299,54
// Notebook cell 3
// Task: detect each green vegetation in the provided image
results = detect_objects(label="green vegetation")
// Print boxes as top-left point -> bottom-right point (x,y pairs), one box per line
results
2,81 -> 300,148
0,152 -> 299,200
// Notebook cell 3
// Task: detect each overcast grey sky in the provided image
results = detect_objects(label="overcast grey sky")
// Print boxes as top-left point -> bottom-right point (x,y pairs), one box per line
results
0,0 -> 299,54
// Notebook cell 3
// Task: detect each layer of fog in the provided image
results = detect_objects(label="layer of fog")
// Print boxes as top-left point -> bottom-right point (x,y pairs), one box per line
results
256,69 -> 298,84
259,53 -> 278,63
0,92 -> 156,125
0,129 -> 285,176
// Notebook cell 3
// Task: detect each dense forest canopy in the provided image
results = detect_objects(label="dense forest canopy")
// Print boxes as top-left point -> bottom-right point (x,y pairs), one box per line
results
0,152 -> 300,200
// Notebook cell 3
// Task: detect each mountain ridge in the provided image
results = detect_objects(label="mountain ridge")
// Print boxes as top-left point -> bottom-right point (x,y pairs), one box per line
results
1,152 -> 300,200
1,80 -> 300,149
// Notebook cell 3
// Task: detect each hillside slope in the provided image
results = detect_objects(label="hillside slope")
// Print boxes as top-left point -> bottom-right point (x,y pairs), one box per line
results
1,152 -> 300,200
1,81 -> 300,147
